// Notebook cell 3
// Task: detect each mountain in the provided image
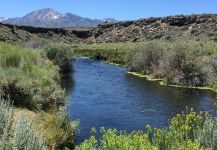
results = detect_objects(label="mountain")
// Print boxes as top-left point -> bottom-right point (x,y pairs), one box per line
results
3,8 -> 118,28
0,17 -> 6,22
102,18 -> 119,23
1,13 -> 217,44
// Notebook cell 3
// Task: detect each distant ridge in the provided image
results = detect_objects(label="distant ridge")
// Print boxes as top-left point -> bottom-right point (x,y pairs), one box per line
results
2,8 -> 118,28
0,13 -> 217,44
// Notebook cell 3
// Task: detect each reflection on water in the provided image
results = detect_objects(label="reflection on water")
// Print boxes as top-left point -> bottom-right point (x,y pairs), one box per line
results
61,70 -> 75,95
68,58 -> 217,143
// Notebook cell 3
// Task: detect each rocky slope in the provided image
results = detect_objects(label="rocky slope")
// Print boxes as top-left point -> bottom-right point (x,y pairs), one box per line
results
0,14 -> 217,44
87,14 -> 217,43
0,22 -> 89,44
3,8 -> 118,28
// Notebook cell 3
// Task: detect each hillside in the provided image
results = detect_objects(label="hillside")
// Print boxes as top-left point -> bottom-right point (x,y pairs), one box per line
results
0,14 -> 217,44
87,14 -> 217,43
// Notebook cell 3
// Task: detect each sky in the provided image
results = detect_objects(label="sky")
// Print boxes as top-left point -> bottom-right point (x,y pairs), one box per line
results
0,0 -> 217,20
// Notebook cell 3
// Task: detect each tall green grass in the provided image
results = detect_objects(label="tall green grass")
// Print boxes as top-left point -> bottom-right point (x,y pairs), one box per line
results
0,43 -> 66,110
75,42 -> 140,65
0,42 -> 77,148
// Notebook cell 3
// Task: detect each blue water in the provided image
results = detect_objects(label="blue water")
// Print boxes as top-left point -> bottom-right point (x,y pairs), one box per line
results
67,58 -> 217,143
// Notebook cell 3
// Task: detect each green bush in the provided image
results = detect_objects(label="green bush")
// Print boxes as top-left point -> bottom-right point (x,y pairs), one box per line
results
35,107 -> 78,149
76,110 -> 217,150
125,40 -> 217,88
126,42 -> 163,73
77,40 -> 217,89
45,43 -> 74,72
0,43 -> 66,110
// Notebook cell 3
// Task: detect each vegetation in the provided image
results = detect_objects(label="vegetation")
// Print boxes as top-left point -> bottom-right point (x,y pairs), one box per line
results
76,40 -> 217,90
0,43 -> 65,110
75,40 -> 217,149
0,42 -> 77,149
76,110 -> 217,150
75,42 -> 138,65
1,39 -> 216,149
0,98 -> 46,149
45,43 -> 74,72
126,40 -> 217,89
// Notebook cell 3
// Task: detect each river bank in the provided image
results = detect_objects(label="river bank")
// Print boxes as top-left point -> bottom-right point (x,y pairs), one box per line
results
75,40 -> 217,94
71,58 -> 217,150
128,71 -> 217,93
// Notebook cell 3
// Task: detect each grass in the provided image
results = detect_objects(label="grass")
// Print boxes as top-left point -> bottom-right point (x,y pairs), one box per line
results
75,42 -> 140,65
44,43 -> 75,72
76,40 -> 217,91
1,40 -> 216,149
0,43 -> 73,110
0,42 -> 77,149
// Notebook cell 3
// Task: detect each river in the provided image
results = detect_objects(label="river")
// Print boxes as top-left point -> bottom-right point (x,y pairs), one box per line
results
67,58 -> 216,143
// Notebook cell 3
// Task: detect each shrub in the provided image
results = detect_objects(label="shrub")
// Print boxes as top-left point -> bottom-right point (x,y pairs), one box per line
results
0,43 -> 66,110
24,38 -> 49,49
76,40 -> 217,89
13,115 -> 46,150
0,98 -> 47,149
35,110 -> 79,149
0,99 -> 14,148
75,128 -> 157,150
45,43 -> 74,72
197,114 -> 217,150
76,110 -> 217,150
125,40 -> 217,88
125,42 -> 163,73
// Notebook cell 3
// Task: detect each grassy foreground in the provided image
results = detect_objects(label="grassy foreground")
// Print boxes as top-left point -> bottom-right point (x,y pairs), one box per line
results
76,40 -> 217,92
0,43 -> 77,149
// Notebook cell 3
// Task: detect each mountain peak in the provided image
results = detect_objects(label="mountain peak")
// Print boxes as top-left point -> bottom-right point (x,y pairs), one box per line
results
3,8 -> 118,28
24,8 -> 62,20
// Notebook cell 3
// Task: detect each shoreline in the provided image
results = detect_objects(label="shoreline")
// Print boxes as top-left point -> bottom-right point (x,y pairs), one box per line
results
80,58 -> 217,94
128,71 -> 217,93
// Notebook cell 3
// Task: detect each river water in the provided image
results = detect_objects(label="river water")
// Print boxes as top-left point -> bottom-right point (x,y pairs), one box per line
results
67,58 -> 216,143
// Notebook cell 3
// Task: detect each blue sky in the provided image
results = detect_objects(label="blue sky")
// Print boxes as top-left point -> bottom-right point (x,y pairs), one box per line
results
0,0 -> 216,20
